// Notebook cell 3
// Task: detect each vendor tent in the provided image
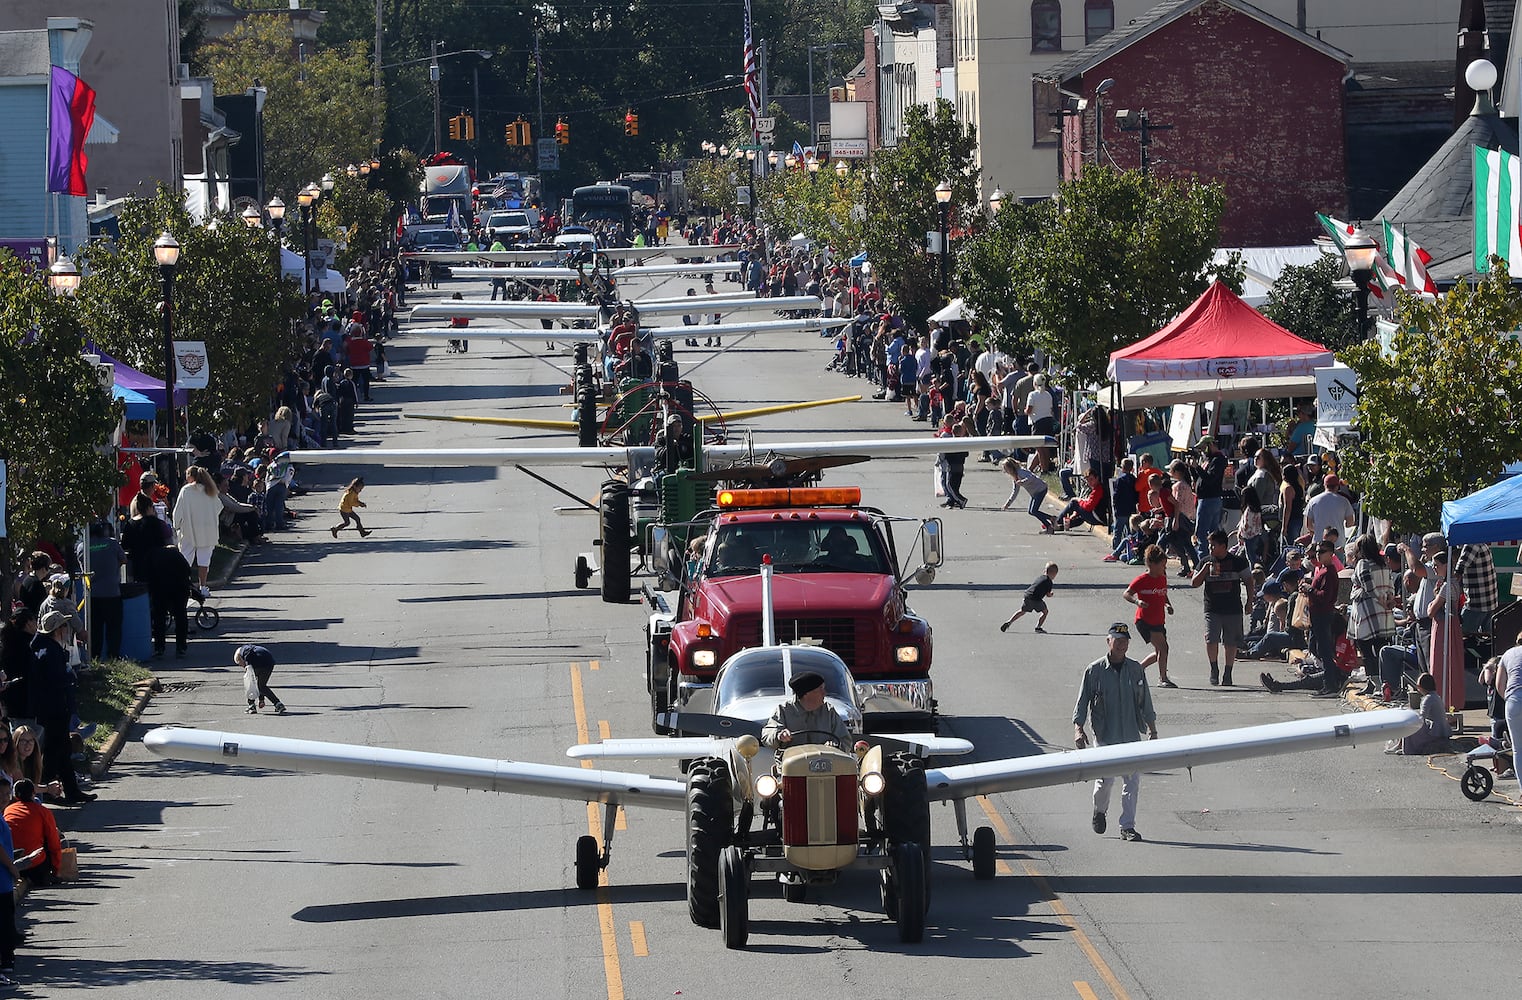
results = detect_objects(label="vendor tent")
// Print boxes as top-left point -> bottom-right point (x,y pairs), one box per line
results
929,297 -> 974,323
97,351 -> 187,408
1118,374 -> 1315,407
280,246 -> 347,294
112,384 -> 157,421
1441,475 -> 1522,545
1107,281 -> 1333,383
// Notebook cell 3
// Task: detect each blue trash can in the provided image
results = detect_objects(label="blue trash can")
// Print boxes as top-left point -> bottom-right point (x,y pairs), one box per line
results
119,582 -> 152,662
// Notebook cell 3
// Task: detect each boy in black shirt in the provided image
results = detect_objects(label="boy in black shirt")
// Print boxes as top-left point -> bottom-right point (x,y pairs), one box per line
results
1001,562 -> 1060,633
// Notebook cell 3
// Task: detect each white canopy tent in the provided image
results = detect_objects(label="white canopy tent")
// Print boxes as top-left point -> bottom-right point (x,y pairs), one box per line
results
1116,374 -> 1315,408
929,297 -> 974,323
280,246 -> 347,294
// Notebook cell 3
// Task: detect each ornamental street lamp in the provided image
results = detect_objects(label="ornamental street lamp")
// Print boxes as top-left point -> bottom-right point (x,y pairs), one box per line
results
935,180 -> 953,300
240,204 -> 262,228
989,187 -> 1005,215
835,160 -> 848,179
153,231 -> 182,480
1342,230 -> 1378,341
297,183 -> 319,297
47,254 -> 81,296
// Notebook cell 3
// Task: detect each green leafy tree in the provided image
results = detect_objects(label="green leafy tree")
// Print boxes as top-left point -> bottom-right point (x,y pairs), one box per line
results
200,14 -> 385,199
960,165 -> 1240,383
860,100 -> 981,328
755,162 -> 865,252
684,157 -> 740,217
317,172 -> 393,270
1262,255 -> 1359,352
73,189 -> 306,432
0,252 -> 121,561
1340,263 -> 1522,530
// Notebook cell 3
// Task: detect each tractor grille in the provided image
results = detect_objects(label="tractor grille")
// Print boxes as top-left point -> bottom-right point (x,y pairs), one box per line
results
733,616 -> 867,670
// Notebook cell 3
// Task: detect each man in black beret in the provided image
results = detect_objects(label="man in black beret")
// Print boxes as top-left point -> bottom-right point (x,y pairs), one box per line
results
761,670 -> 851,750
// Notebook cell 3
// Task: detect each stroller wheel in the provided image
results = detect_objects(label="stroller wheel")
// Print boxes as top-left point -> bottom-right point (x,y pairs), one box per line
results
195,606 -> 220,631
1461,764 -> 1493,802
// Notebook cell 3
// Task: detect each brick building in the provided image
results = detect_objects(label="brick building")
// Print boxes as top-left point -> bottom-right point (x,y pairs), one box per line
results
1033,0 -> 1352,246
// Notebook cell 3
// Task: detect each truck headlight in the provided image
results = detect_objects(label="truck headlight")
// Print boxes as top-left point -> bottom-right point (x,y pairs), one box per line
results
692,649 -> 717,668
860,771 -> 885,797
754,773 -> 779,799
894,645 -> 920,665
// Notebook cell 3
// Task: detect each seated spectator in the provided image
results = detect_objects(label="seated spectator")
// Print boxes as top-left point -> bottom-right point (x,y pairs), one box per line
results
0,779 -> 20,982
1385,673 -> 1453,754
1260,610 -> 1355,694
1240,583 -> 1297,661
4,779 -> 62,881
1053,472 -> 1105,531
9,727 -> 60,800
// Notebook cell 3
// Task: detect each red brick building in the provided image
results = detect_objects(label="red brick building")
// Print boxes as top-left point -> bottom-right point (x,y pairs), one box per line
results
1035,0 -> 1350,246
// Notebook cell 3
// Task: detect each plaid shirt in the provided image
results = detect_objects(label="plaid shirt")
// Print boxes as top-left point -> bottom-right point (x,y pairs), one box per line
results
1454,543 -> 1499,615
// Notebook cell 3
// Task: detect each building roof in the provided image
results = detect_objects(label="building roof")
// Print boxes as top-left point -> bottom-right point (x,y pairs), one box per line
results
1035,0 -> 1351,87
1375,103 -> 1519,279
0,29 -> 49,78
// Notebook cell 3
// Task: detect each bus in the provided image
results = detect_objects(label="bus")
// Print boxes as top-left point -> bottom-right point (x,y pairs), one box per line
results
571,183 -> 633,233
615,172 -> 664,210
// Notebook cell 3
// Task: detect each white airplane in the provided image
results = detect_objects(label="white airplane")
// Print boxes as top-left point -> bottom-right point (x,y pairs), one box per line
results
403,317 -> 848,346
401,244 -> 741,265
407,294 -> 827,323
447,261 -> 737,282
142,706 -> 1419,911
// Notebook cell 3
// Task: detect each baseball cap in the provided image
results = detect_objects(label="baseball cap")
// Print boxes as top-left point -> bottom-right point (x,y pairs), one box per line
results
1107,622 -> 1131,640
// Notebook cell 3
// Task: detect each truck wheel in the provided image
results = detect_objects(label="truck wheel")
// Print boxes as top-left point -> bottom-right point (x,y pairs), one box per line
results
574,555 -> 593,589
972,826 -> 996,881
574,834 -> 600,890
599,480 -> 632,603
892,842 -> 926,943
718,845 -> 749,949
1461,765 -> 1494,801
881,751 -> 931,908
685,757 -> 733,928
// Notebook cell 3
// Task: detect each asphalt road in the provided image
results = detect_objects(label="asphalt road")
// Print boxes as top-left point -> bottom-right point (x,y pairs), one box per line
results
39,263 -> 1516,998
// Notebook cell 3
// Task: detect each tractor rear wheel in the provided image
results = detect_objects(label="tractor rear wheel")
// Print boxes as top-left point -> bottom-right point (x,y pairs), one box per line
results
718,845 -> 749,949
892,842 -> 926,943
685,757 -> 733,928
599,480 -> 632,603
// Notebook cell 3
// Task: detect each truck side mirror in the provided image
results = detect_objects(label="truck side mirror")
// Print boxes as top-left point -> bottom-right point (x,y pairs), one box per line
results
921,518 -> 944,568
650,525 -> 675,587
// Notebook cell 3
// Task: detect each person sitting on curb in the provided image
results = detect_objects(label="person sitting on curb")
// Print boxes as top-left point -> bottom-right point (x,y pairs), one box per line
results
1384,672 -> 1453,755
4,779 -> 62,883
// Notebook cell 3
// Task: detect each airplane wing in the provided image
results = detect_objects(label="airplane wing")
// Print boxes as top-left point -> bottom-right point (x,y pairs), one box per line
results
923,708 -> 1420,802
609,262 -> 737,278
610,295 -> 824,317
640,317 -> 848,340
411,302 -> 600,321
401,250 -> 562,263
597,245 -> 741,260
699,396 -> 862,423
404,413 -> 581,431
449,266 -> 583,281
406,326 -> 602,342
141,727 -> 687,810
292,446 -> 630,467
705,435 -> 1055,460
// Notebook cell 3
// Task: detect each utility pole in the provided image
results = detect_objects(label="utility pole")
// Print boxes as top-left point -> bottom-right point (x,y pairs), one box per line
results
431,41 -> 442,155
758,39 -> 769,179
535,28 -> 545,141
373,0 -> 383,95
473,60 -> 482,173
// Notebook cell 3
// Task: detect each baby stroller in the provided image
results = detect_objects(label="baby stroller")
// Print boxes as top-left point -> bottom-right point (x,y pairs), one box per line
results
1460,737 -> 1514,801
189,588 -> 220,632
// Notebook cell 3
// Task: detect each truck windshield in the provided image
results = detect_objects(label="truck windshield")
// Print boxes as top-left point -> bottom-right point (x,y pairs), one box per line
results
705,521 -> 889,577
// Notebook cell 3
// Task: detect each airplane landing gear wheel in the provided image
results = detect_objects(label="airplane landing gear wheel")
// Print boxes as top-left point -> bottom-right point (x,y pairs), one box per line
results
782,880 -> 806,904
573,555 -> 593,590
972,826 -> 996,880
892,842 -> 926,943
574,834 -> 600,890
685,757 -> 733,928
879,869 -> 897,919
1462,765 -> 1494,801
718,845 -> 749,949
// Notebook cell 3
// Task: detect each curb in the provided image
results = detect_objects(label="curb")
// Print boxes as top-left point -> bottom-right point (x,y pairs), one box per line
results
93,677 -> 160,779
208,539 -> 250,590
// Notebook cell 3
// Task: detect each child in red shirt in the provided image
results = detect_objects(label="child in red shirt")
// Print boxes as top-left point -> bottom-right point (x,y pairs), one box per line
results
1124,544 -> 1177,687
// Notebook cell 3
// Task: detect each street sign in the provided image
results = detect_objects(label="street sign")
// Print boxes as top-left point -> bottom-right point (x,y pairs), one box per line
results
755,116 -> 776,133
537,137 -> 559,171
816,122 -> 831,139
758,130 -> 776,145
671,169 -> 684,185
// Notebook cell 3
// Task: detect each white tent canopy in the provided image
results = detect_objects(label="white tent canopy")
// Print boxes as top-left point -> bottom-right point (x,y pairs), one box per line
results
929,297 -> 974,323
1116,374 -> 1315,408
280,246 -> 346,294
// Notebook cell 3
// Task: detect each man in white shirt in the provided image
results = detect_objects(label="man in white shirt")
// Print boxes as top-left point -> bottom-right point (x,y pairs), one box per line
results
1302,474 -> 1355,544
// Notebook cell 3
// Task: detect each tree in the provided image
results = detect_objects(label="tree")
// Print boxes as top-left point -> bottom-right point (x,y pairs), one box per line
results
200,14 -> 385,199
1340,263 -> 1522,531
960,165 -> 1240,384
754,162 -> 865,252
317,172 -> 393,270
73,189 -> 306,432
1262,255 -> 1360,352
0,251 -> 122,560
860,100 -> 981,328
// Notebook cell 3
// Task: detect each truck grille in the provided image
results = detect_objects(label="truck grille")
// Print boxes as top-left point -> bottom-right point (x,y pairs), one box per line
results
734,616 -> 866,670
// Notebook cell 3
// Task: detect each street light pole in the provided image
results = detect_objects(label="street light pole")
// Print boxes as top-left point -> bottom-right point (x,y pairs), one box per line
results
153,232 -> 182,482
297,184 -> 318,299
935,180 -> 952,301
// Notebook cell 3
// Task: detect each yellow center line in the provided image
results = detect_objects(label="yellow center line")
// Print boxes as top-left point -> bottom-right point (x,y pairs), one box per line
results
976,796 -> 1131,1000
629,920 -> 649,957
1075,982 -> 1101,1000
598,720 -> 611,740
571,663 -> 624,1000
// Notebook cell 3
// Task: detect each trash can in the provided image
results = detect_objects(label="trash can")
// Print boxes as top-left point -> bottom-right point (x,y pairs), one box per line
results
119,581 -> 152,662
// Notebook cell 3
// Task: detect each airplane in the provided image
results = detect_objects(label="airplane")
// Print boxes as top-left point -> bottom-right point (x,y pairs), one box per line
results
401,244 -> 742,265
143,705 -> 1421,946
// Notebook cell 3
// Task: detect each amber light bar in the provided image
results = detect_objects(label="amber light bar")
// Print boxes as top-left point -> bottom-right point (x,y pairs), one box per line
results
716,487 -> 863,508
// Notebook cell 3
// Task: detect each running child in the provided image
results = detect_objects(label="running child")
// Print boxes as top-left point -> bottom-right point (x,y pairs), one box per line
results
1001,562 -> 1059,633
331,477 -> 371,538
1124,544 -> 1176,687
1000,457 -> 1054,530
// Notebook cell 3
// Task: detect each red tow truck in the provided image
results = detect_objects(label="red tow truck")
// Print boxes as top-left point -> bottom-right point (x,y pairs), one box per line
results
642,487 -> 944,734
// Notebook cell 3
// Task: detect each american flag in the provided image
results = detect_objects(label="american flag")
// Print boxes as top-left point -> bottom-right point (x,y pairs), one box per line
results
742,0 -> 760,137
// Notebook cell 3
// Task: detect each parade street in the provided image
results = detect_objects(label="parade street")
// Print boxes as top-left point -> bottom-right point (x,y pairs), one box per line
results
44,268 -> 1512,1000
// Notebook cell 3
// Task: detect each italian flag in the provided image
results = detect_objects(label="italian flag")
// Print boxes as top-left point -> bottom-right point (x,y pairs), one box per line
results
1473,145 -> 1522,272
1316,213 -> 1398,299
1381,220 -> 1438,299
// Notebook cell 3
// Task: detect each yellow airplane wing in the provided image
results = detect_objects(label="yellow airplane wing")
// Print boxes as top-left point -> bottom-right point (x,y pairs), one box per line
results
696,395 -> 862,423
404,413 -> 580,431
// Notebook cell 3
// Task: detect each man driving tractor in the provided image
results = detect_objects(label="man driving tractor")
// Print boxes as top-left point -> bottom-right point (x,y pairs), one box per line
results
761,671 -> 852,750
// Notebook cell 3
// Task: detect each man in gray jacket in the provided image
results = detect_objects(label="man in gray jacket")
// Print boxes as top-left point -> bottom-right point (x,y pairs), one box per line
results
761,671 -> 851,750
1073,623 -> 1158,841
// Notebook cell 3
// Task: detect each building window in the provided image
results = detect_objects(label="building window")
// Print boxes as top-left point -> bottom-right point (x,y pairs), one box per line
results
1031,1 -> 1061,52
1085,1 -> 1115,45
1032,81 -> 1061,146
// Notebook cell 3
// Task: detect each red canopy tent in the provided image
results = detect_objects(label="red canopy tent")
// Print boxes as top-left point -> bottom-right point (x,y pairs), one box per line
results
1107,281 -> 1333,383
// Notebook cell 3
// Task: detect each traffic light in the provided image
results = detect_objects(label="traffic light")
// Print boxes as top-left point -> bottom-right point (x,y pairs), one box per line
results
516,120 -> 531,146
555,119 -> 570,145
463,115 -> 475,141
505,122 -> 519,146
624,111 -> 638,136
448,115 -> 463,140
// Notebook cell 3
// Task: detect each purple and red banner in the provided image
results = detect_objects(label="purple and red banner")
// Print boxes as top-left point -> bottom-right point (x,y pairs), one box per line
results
47,65 -> 96,196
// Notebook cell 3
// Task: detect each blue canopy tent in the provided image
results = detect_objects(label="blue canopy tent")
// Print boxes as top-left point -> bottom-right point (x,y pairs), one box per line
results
112,384 -> 157,421
1441,476 -> 1522,545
